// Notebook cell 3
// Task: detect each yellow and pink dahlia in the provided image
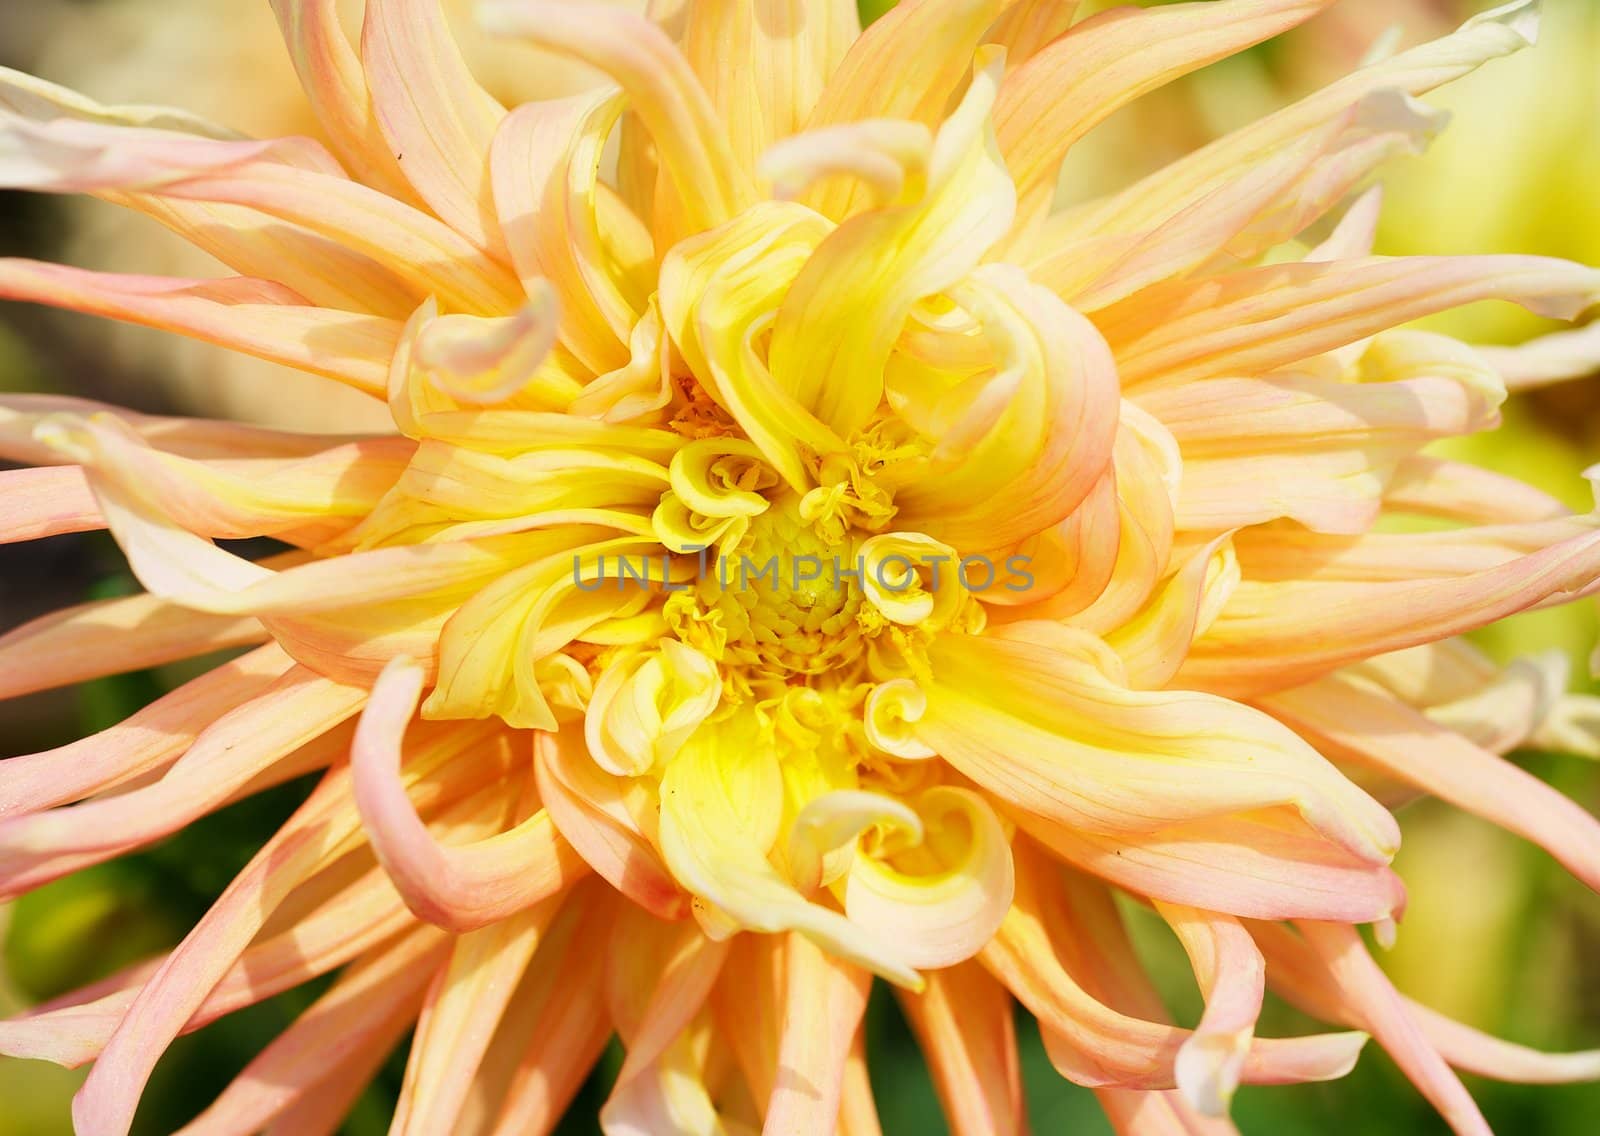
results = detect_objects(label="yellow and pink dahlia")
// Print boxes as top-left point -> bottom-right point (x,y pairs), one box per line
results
2,1 -> 1600,1133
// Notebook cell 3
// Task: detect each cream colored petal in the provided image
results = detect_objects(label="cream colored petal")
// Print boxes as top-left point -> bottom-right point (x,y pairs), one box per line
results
683,1 -> 861,175
770,52 -> 1015,441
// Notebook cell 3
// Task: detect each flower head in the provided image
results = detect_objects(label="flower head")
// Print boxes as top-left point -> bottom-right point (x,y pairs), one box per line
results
2,1 -> 1600,1134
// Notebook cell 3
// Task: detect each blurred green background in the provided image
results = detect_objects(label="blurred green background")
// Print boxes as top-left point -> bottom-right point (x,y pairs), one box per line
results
2,1 -> 1599,1132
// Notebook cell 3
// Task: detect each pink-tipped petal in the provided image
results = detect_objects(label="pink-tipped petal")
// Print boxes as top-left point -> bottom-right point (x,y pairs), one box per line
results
353,659 -> 590,933
1295,921 -> 1492,1136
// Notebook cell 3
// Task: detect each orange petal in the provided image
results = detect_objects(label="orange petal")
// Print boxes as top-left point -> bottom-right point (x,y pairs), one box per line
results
987,0 -> 1079,64
601,909 -> 732,1133
1267,676 -> 1600,895
0,260 -> 398,395
361,0 -> 509,255
0,643 -> 290,819
482,885 -> 615,1135
1019,807 -> 1407,924
160,161 -> 525,314
490,95 -> 635,375
887,269 -> 1120,551
897,961 -> 1027,1136
996,0 -> 1336,227
1182,525 -> 1600,696
0,465 -> 100,543
763,934 -> 872,1136
534,726 -> 690,920
0,667 -> 363,897
1294,922 -> 1491,1136
0,590 -> 264,700
1097,255 -> 1600,391
174,929 -> 446,1136
982,845 -> 1369,1092
391,897 -> 566,1135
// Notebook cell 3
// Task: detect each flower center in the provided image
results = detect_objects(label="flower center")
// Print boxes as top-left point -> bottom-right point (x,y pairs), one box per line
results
666,496 -> 868,686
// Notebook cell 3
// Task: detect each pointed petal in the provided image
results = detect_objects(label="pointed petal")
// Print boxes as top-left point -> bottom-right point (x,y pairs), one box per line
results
480,1 -> 753,239
1135,331 -> 1505,534
982,844 -> 1369,1091
1155,904 -> 1266,1116
1252,918 -> 1600,1086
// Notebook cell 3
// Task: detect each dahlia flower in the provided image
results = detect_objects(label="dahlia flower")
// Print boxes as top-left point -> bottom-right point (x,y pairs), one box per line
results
2,1 -> 1600,1134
